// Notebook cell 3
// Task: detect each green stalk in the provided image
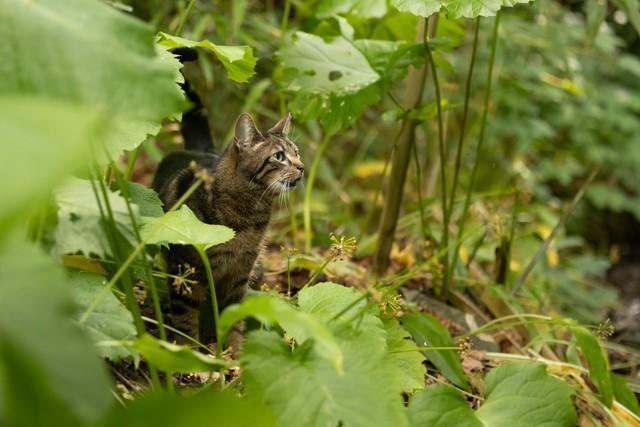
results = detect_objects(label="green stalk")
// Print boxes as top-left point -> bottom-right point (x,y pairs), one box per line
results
511,168 -> 598,295
195,247 -> 222,360
125,146 -> 141,181
447,17 -> 481,218
425,36 -> 450,294
175,0 -> 196,36
303,132 -> 331,252
450,13 -> 501,290
412,126 -> 429,241
79,178 -> 203,324
279,0 -> 292,41
301,256 -> 333,290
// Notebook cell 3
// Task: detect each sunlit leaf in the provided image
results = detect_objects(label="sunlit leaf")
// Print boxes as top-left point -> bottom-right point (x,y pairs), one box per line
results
157,33 -> 257,83
391,0 -> 442,18
316,0 -> 388,18
219,295 -> 343,371
278,32 -> 380,95
140,204 -> 235,250
0,0 -> 185,162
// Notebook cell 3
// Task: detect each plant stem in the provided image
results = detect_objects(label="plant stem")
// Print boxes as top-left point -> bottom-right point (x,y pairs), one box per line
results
79,178 -> 203,324
511,168 -> 598,295
450,13 -> 500,290
373,16 -> 431,274
425,33 -> 450,294
286,255 -> 292,297
303,132 -> 331,252
195,246 -> 221,360
412,129 -> 429,241
175,0 -> 196,36
125,146 -> 141,181
301,256 -> 333,290
447,17 -> 480,218
279,0 -> 292,41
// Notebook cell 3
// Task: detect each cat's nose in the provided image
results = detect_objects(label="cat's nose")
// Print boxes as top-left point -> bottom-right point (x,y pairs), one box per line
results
295,162 -> 304,174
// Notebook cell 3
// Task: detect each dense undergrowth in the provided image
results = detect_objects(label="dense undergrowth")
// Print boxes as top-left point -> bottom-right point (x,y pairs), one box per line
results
1,0 -> 640,426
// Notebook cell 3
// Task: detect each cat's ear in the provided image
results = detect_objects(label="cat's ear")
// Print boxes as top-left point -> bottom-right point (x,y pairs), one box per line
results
234,113 -> 262,149
267,112 -> 292,137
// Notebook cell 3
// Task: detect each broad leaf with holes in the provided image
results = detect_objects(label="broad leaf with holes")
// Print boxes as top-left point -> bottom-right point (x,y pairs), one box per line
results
0,0 -> 185,163
408,363 -> 577,427
278,32 -> 380,95
141,204 -> 234,250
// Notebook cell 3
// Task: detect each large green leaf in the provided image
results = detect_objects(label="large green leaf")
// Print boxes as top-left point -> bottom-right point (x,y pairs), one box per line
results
141,204 -> 234,250
401,312 -> 469,390
70,272 -> 137,361
391,0 -> 532,18
611,373 -> 640,416
384,318 -> 426,393
0,0 -> 185,161
408,385 -> 481,427
0,238 -> 113,425
242,283 -> 408,427
278,32 -> 380,95
121,182 -> 164,218
407,363 -> 577,427
316,0 -> 388,18
127,334 -> 229,373
157,33 -> 257,83
0,96 -> 100,232
55,178 -> 140,258
219,295 -> 343,371
98,390 -> 276,427
571,325 -> 613,407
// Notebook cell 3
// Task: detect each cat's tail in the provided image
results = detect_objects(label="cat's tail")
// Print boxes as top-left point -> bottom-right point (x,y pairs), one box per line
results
152,47 -> 217,196
172,47 -> 215,153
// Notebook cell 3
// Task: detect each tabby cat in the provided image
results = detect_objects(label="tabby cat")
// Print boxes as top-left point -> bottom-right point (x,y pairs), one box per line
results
153,49 -> 304,343
156,112 -> 303,343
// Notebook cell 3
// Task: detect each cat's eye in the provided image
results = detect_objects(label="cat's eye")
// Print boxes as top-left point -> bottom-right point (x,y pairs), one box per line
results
273,151 -> 286,161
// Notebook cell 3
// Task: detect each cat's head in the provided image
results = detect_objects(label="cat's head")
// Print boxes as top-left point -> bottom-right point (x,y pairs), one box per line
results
232,112 -> 304,194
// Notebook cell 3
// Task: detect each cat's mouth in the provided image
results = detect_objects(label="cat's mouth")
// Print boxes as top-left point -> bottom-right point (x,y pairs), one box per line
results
279,177 -> 301,191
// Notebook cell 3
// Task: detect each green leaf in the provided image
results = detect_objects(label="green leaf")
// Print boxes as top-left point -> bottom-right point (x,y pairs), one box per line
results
242,283 -> 408,427
98,390 -> 276,427
140,204 -> 235,250
0,0 -> 185,162
571,325 -> 614,407
0,96 -> 100,232
401,312 -> 469,390
408,385 -> 481,427
316,0 -> 388,18
127,334 -> 228,373
121,182 -> 164,218
55,178 -> 140,258
384,318 -> 426,393
611,373 -> 640,416
219,295 -> 343,371
443,0 -> 502,18
0,238 -> 113,425
408,363 -> 577,427
157,33 -> 257,83
278,32 -> 380,95
242,330 -> 408,427
391,0 -> 442,18
70,272 -> 137,361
